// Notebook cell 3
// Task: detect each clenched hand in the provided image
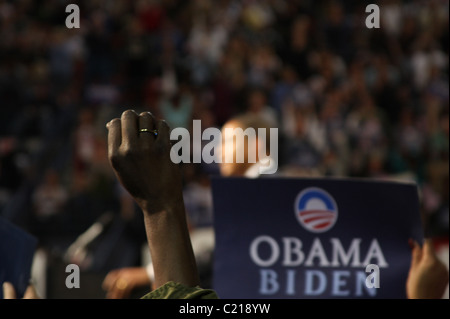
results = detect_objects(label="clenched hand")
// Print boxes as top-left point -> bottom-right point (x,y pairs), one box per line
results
106,110 -> 183,214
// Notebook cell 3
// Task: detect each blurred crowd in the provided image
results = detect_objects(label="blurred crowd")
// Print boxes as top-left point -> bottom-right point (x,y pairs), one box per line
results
0,0 -> 448,276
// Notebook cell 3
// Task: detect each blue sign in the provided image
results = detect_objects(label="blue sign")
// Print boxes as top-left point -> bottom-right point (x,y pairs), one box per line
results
212,177 -> 424,299
0,216 -> 38,299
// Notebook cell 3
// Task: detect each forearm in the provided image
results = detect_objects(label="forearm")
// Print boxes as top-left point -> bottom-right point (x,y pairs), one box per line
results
107,111 -> 200,290
142,201 -> 200,289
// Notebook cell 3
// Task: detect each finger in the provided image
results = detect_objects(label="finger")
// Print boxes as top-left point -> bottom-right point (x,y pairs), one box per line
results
115,287 -> 129,299
3,282 -> 16,299
23,285 -> 39,299
102,271 -> 119,290
155,119 -> 171,145
106,290 -> 118,299
106,287 -> 120,299
106,287 -> 119,299
121,110 -> 139,147
138,112 -> 156,144
110,278 -> 130,299
410,239 -> 423,268
423,238 -> 436,260
107,118 -> 121,160
107,287 -> 128,299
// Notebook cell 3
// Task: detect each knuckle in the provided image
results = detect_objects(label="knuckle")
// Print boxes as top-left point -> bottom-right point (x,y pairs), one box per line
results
139,111 -> 154,118
107,118 -> 121,127
120,145 -> 135,158
109,150 -> 121,167
160,119 -> 171,130
120,143 -> 148,160
121,109 -> 137,119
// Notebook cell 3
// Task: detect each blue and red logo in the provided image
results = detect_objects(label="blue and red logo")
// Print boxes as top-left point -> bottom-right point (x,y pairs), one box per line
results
294,187 -> 338,233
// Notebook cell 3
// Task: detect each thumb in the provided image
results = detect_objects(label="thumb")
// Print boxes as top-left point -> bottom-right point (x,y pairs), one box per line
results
422,238 -> 438,262
409,239 -> 423,269
2,282 -> 17,299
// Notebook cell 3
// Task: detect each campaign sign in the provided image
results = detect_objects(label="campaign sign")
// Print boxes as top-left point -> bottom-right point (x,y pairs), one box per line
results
212,177 -> 424,299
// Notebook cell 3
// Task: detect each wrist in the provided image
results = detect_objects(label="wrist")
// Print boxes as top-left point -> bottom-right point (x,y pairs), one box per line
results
139,194 -> 185,216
